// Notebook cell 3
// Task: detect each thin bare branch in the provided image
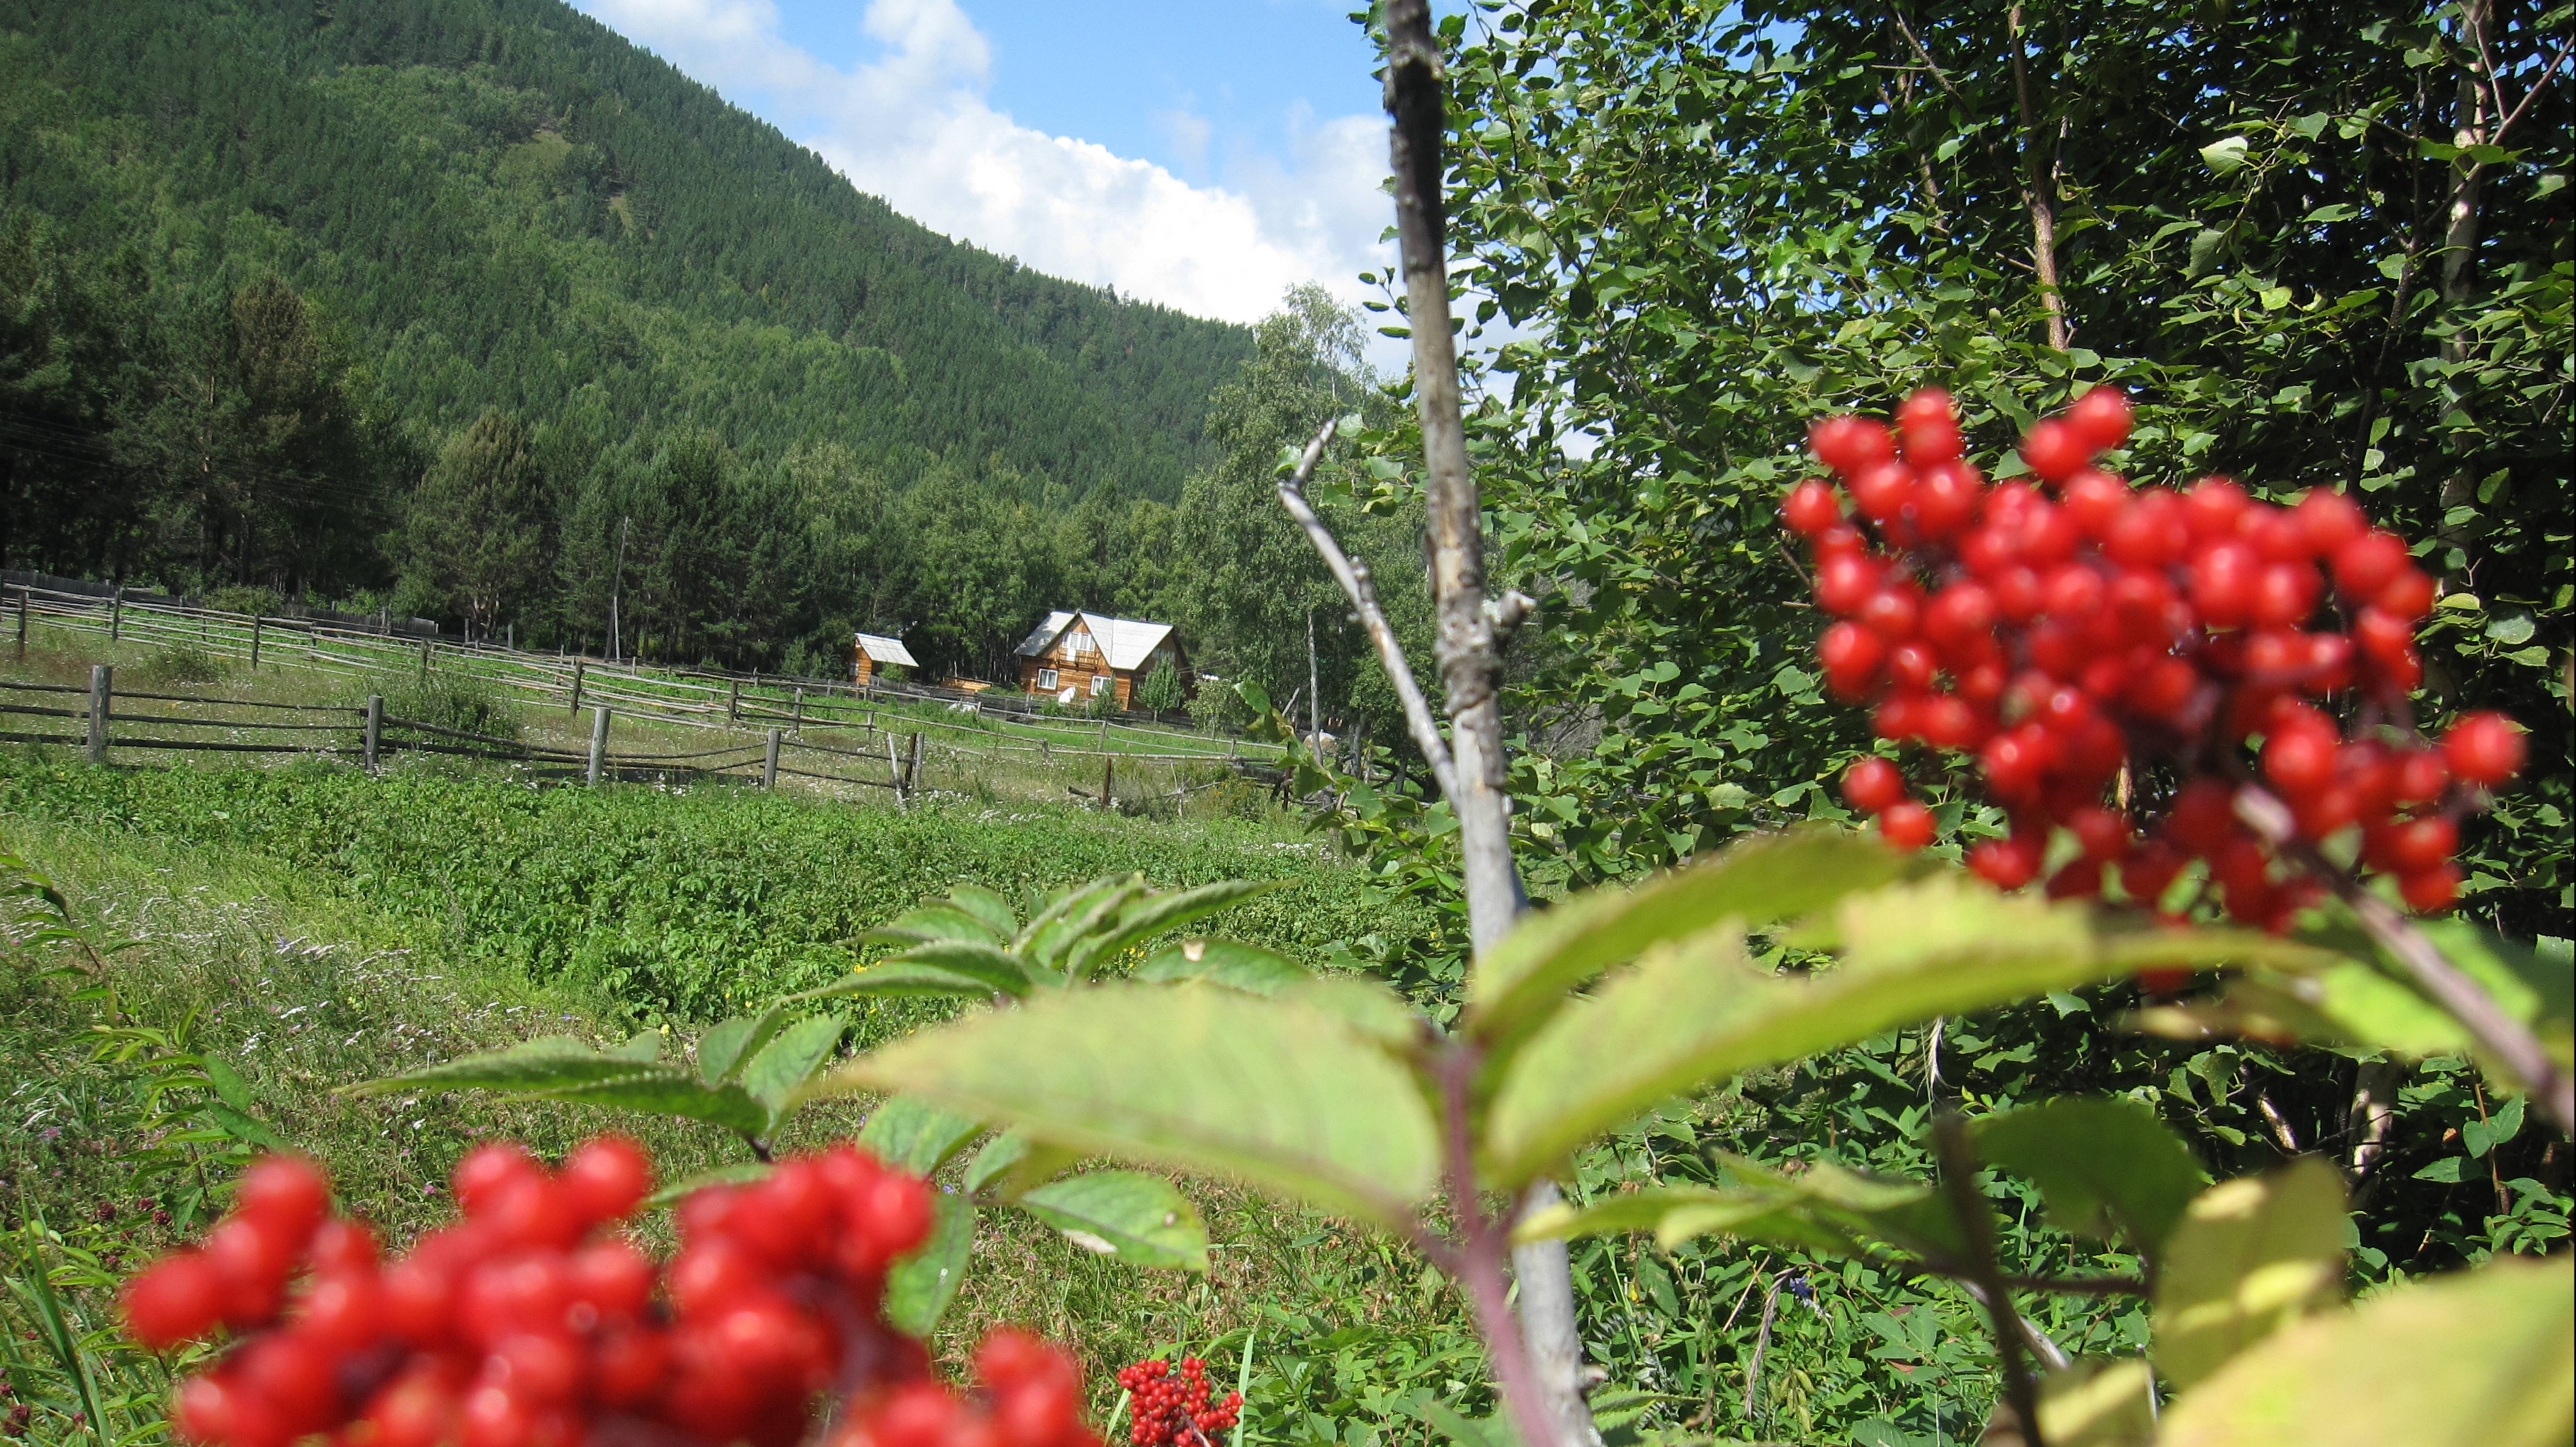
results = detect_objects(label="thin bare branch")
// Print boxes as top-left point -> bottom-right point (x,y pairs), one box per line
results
1277,421 -> 1462,803
2234,784 -> 2573,1137
1934,1114 -> 2048,1447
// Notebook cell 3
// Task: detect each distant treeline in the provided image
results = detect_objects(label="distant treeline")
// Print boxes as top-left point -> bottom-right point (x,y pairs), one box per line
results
0,0 -> 1282,678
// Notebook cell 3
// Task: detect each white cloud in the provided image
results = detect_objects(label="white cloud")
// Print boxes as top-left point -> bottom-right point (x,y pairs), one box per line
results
575,0 -> 1392,328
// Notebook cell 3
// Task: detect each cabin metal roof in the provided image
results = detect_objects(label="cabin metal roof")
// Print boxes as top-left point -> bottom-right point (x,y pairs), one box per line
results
1013,610 -> 1176,672
853,632 -> 919,667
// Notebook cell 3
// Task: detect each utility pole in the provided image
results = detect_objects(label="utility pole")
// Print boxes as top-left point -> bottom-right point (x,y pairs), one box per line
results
608,516 -> 629,665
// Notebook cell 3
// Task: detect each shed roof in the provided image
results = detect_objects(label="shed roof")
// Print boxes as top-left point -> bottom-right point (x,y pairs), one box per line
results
1013,610 -> 1177,672
854,632 -> 919,667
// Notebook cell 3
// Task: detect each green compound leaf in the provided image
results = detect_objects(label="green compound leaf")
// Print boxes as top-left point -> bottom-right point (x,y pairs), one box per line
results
858,902 -> 1007,948
1015,1170 -> 1208,1270
2158,1252 -> 2571,1447
1133,939 -> 1311,994
1066,879 -> 1282,980
859,1094 -> 986,1177
742,1014 -> 845,1127
2153,1158 -> 2347,1393
1972,1096 -> 2206,1256
882,1193 -> 976,1337
1481,874 -> 2331,1189
828,984 -> 1437,1227
1467,826 -> 1911,1048
698,1005 -> 793,1086
802,960 -> 1014,999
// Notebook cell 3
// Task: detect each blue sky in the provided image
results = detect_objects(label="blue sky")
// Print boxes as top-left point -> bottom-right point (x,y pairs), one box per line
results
570,0 -> 1407,327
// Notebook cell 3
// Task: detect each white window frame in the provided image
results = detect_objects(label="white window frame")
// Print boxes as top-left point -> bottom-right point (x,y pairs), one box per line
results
1036,668 -> 1059,690
1090,674 -> 1111,697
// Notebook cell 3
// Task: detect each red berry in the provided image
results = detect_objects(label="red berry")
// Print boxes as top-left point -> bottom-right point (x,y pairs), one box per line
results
594,1325 -> 673,1409
241,1332 -> 341,1435
2331,530 -> 2409,598
1877,801 -> 1935,851
2046,858 -> 2105,900
2120,841 -> 2187,907
2443,711 -> 2526,788
204,1217 -> 295,1328
1809,414 -> 1894,476
309,1219 -> 378,1278
1815,553 -> 1879,615
2066,386 -> 2133,452
2262,726 -> 2337,797
1849,459 -> 1914,524
293,1270 -> 385,1352
1859,586 -> 1922,640
1913,460 -> 1984,537
122,1252 -> 226,1351
1897,389 -> 1962,463
1783,479 -> 1843,536
851,1172 -> 934,1267
1886,641 -> 1939,693
1818,622 -> 1886,700
1922,583 -> 1996,649
2376,566 -> 2437,621
2061,469 -> 2130,538
2068,806 -> 2133,862
454,1142 -> 542,1218
2182,477 -> 2250,539
2019,418 -> 2088,482
2165,779 -> 2241,856
561,1135 -> 654,1227
490,1331 -> 586,1404
459,1384 -> 533,1447
362,1371 -> 460,1447
1842,758 -> 1906,815
2136,966 -> 2194,996
2399,863 -> 2461,913
2293,487 -> 2367,555
667,1238 -> 765,1319
2393,749 -> 2451,803
1968,835 -> 2045,890
487,1176 -> 582,1252
235,1156 -> 331,1249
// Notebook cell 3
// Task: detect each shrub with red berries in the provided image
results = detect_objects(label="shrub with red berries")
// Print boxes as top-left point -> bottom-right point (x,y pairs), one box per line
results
119,1142 -> 1095,1447
1785,386 -> 2526,932
1113,1357 -> 1239,1447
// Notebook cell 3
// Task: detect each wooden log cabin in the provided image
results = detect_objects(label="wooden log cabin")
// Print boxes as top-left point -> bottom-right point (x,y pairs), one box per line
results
852,631 -> 918,686
1012,611 -> 1192,708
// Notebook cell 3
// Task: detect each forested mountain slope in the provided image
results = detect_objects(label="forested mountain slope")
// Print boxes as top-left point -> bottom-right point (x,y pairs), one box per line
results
0,0 -> 1255,668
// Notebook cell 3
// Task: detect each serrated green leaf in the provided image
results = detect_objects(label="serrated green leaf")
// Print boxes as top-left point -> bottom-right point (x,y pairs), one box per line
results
1283,976 -> 1422,1048
2200,135 -> 2250,173
946,885 -> 1020,940
2157,1253 -> 2571,1447
2153,1159 -> 2346,1392
1467,826 -> 1911,1048
203,1057 -> 259,1114
883,1193 -> 976,1336
201,1102 -> 286,1151
608,1032 -> 663,1062
1023,876 -> 1147,976
1066,880 -> 1282,979
542,1071 -> 771,1136
345,1036 -> 694,1097
859,903 -> 1005,948
1482,875 -> 2327,1187
860,1094 -> 986,1176
1016,1170 -> 1208,1269
802,961 -> 1014,999
698,1005 -> 791,1086
826,984 -> 1437,1226
744,1014 -> 844,1125
1133,939 -> 1311,994
2028,1359 -> 2158,1447
883,940 -> 1035,996
962,1129 -> 1081,1200
1972,1097 -> 2205,1255
644,1161 -> 772,1209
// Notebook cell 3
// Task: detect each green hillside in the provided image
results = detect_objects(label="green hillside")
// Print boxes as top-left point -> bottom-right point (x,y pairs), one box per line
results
0,0 -> 1256,668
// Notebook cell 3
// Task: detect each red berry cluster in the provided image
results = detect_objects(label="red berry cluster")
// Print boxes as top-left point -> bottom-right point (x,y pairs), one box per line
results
119,1139 -> 972,1447
1785,386 -> 2527,930
1113,1358 -> 1239,1447
831,1330 -> 1099,1447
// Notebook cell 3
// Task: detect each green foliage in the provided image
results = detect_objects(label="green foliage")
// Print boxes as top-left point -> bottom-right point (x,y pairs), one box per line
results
1419,0 -> 2568,939
128,646 -> 227,688
1136,660 -> 1186,715
372,671 -> 522,743
400,411 -> 549,634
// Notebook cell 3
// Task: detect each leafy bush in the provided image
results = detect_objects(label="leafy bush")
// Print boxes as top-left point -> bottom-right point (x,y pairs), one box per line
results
129,646 -> 227,687
200,585 -> 283,617
1136,660 -> 1185,714
373,672 -> 521,743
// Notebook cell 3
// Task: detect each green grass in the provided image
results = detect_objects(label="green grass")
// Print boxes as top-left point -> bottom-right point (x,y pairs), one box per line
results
0,753 -> 1488,1447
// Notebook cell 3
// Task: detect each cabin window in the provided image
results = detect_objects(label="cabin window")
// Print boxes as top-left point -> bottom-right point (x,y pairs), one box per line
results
1037,668 -> 1059,689
1090,674 -> 1111,697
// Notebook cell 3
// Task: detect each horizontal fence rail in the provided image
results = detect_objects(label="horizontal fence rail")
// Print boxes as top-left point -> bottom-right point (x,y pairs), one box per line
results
0,584 -> 1286,771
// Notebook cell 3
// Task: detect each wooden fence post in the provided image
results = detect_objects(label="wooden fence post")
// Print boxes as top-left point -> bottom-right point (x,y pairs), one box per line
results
908,730 -> 923,799
109,587 -> 123,642
792,688 -> 805,735
569,658 -> 586,714
727,678 -> 741,725
250,615 -> 263,670
1099,753 -> 1114,813
14,585 -> 25,660
886,731 -> 906,811
419,640 -> 431,677
364,695 -> 382,770
764,729 -> 781,789
587,707 -> 611,787
86,664 -> 111,764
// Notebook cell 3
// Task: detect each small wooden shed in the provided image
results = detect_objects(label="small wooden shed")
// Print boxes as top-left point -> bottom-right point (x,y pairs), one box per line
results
1012,611 -> 1191,708
853,632 -> 919,686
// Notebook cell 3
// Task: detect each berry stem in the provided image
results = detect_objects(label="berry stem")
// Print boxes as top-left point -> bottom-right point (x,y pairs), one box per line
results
1431,1041 -> 1563,1447
2233,783 -> 2574,1135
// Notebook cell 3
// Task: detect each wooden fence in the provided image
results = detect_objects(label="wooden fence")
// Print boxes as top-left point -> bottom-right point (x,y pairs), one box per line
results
2,583 -> 1284,769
